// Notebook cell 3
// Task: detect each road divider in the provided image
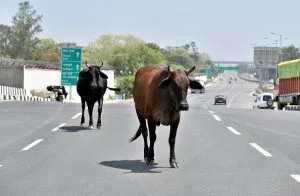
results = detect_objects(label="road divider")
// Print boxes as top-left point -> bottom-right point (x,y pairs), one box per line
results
21,139 -> 43,151
250,143 -> 272,157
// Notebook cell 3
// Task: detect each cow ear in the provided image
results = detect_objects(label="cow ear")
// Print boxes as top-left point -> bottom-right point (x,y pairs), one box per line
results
186,66 -> 196,75
157,75 -> 171,89
100,71 -> 108,79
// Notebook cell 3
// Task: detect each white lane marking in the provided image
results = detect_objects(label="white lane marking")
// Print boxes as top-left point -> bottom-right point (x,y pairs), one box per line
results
212,115 -> 222,121
227,127 -> 241,135
21,139 -> 43,151
72,113 -> 81,119
51,123 -> 67,132
227,93 -> 240,108
203,98 -> 214,108
250,143 -> 272,157
209,111 -> 215,114
291,175 -> 300,183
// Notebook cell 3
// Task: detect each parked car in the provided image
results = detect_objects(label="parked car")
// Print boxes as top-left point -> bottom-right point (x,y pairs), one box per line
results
189,79 -> 205,94
253,92 -> 274,109
214,95 -> 227,105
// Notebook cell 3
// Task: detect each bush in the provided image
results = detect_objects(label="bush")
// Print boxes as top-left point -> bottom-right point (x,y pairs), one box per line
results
116,75 -> 135,99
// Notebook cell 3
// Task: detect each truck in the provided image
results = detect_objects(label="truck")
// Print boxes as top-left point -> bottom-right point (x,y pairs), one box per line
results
274,59 -> 300,110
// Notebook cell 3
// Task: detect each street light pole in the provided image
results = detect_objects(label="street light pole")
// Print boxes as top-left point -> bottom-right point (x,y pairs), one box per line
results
264,37 -> 279,47
271,32 -> 287,63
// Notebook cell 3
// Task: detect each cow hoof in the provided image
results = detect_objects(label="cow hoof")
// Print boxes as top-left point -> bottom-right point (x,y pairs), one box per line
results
96,124 -> 101,129
88,125 -> 94,129
146,160 -> 155,165
144,157 -> 148,162
170,160 -> 179,168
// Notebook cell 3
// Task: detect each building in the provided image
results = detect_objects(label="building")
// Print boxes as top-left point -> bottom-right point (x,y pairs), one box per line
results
254,46 -> 280,81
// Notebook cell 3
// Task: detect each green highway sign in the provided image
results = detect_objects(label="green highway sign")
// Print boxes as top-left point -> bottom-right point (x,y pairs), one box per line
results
61,48 -> 82,86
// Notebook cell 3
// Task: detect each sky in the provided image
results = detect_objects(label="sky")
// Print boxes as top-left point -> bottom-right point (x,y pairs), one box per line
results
1,0 -> 300,61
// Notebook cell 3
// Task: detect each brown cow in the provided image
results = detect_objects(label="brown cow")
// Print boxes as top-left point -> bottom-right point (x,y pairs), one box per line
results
130,64 -> 195,168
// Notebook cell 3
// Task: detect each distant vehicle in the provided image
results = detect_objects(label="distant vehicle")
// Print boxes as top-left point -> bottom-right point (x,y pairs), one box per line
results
189,79 -> 205,94
274,59 -> 300,110
214,95 -> 227,105
234,78 -> 237,81
253,92 -> 274,109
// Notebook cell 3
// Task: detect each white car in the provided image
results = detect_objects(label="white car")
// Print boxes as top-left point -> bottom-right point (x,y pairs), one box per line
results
253,92 -> 274,109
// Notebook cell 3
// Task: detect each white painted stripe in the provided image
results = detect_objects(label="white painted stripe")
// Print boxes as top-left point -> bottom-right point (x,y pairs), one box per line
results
250,143 -> 272,157
227,93 -> 239,108
227,127 -> 241,135
291,175 -> 300,183
72,113 -> 81,119
21,139 -> 43,151
209,111 -> 215,114
212,114 -> 222,121
51,123 -> 67,132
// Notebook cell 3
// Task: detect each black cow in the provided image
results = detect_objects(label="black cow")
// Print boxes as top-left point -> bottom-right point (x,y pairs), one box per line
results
76,61 -> 119,129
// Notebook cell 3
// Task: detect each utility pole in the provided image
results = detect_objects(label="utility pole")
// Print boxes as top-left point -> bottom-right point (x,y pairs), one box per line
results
259,60 -> 263,88
271,32 -> 287,63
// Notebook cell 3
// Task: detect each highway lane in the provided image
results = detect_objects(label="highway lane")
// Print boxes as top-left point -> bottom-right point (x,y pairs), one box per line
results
1,75 -> 300,195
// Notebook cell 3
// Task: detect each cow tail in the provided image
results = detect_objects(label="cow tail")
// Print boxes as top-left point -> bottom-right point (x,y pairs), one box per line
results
129,126 -> 142,142
107,87 -> 120,91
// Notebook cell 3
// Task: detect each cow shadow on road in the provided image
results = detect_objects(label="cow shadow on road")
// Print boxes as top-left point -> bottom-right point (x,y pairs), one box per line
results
60,125 -> 90,132
99,160 -> 169,174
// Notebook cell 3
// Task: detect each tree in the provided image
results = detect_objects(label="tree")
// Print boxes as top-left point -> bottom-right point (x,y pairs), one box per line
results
84,34 -> 164,76
281,45 -> 300,62
116,75 -> 135,99
0,24 -> 11,57
35,38 -> 60,62
8,1 -> 42,59
164,47 -> 193,68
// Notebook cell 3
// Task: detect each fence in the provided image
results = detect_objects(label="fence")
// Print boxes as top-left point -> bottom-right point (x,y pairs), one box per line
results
0,85 -> 50,101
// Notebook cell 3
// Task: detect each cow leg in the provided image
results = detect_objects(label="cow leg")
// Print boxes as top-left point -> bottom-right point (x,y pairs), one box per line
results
96,97 -> 103,129
87,102 -> 95,129
147,118 -> 156,165
169,120 -> 179,168
138,111 -> 148,162
80,98 -> 85,126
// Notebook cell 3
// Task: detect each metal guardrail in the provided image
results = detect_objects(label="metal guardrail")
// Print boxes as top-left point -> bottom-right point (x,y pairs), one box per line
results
283,104 -> 300,111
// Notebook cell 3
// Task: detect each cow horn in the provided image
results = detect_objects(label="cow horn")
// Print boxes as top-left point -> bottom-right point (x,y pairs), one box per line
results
84,60 -> 90,68
186,66 -> 196,75
99,60 -> 103,69
167,65 -> 171,71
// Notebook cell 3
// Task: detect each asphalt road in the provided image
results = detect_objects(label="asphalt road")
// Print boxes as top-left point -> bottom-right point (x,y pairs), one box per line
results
1,73 -> 300,195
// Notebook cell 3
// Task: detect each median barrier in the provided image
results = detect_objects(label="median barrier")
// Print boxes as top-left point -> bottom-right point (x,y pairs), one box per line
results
0,85 -> 51,102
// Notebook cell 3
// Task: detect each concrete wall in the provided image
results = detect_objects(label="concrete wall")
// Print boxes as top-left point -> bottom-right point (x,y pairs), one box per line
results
1,67 -> 116,100
0,66 -> 24,88
24,68 -> 60,95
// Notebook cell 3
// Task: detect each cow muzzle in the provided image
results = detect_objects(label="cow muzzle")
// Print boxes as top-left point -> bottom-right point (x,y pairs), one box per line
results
179,102 -> 189,111
91,82 -> 97,89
